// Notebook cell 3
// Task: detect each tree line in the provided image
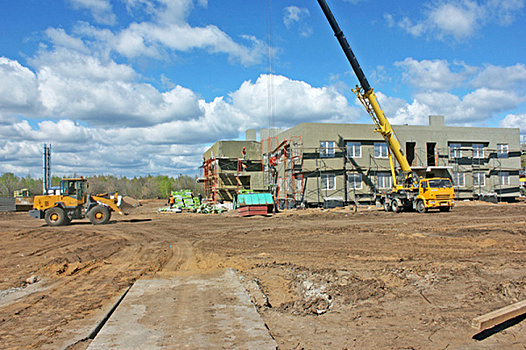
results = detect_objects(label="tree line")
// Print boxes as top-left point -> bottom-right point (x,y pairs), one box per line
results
0,173 -> 203,199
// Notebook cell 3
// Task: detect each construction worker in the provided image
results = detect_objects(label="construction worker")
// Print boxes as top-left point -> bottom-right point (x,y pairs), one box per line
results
169,195 -> 175,208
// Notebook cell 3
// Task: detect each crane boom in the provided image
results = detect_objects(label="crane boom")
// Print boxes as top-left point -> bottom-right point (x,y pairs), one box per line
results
316,0 -> 412,176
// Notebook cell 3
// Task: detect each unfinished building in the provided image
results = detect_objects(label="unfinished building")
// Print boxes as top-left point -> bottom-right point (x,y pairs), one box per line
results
201,116 -> 521,207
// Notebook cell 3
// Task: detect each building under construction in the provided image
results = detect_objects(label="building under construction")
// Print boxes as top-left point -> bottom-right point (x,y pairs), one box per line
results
201,115 -> 521,207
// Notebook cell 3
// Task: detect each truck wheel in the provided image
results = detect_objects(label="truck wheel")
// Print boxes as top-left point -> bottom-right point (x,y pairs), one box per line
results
45,207 -> 68,226
88,205 -> 111,225
416,200 -> 427,214
383,200 -> 390,212
391,199 -> 402,213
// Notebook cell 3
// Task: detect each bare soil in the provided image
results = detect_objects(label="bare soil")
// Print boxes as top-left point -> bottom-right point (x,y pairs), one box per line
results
1,200 -> 526,349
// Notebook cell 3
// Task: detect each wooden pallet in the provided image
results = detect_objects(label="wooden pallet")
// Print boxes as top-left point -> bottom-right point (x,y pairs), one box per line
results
237,205 -> 270,217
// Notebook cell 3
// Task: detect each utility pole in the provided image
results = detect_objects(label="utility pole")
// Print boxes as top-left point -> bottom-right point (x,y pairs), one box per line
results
43,144 -> 51,194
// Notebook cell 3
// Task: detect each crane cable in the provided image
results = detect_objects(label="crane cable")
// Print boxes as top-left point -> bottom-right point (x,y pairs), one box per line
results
266,0 -> 275,132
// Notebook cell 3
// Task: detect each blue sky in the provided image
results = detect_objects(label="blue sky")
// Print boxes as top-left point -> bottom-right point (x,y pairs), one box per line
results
0,0 -> 525,178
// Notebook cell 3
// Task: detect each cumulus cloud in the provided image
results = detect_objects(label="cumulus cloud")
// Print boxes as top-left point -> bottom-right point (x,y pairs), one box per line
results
471,63 -> 526,89
500,114 -> 526,132
283,6 -> 313,37
231,74 -> 357,126
114,22 -> 267,65
67,0 -> 266,66
0,66 -> 358,176
383,58 -> 526,126
68,0 -> 116,25
0,57 -> 42,114
395,58 -> 468,91
387,0 -> 525,41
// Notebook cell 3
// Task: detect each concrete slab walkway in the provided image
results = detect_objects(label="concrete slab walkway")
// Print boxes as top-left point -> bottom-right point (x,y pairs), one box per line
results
87,269 -> 277,350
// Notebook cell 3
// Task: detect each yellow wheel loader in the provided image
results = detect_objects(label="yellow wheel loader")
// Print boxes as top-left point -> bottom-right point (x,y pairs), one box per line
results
29,178 -> 138,226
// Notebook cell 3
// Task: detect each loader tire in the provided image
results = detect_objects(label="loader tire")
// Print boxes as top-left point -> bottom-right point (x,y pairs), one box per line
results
88,205 -> 111,225
45,207 -> 69,226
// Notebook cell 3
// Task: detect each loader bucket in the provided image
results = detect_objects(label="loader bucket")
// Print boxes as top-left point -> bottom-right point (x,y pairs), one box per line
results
119,196 -> 140,215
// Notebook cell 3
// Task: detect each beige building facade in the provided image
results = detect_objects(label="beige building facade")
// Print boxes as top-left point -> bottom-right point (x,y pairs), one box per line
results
202,116 -> 521,207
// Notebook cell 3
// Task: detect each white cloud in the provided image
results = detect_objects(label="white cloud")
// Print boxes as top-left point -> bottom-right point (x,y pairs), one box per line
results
471,63 -> 526,89
69,0 -> 267,65
231,74 -> 357,126
0,57 -> 41,114
283,6 -> 312,37
487,0 -> 525,25
377,58 -> 526,126
68,0 -> 116,25
500,114 -> 526,132
427,1 -> 482,40
388,0 -> 525,42
0,67 -> 360,177
384,89 -> 524,126
395,58 -> 467,91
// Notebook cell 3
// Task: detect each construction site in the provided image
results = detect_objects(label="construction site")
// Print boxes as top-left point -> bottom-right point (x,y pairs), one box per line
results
1,0 -> 526,349
1,200 -> 526,349
201,116 -> 521,209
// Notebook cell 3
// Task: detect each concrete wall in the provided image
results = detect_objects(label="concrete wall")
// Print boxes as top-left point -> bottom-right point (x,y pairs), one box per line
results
203,141 -> 262,161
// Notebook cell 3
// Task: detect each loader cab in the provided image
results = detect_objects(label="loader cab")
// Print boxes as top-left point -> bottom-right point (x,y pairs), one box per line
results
60,178 -> 87,200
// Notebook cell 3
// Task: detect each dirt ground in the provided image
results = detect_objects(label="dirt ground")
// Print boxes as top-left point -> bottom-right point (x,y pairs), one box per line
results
1,200 -> 526,350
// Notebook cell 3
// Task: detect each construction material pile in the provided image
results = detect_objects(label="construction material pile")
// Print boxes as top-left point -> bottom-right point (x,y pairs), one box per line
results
171,190 -> 200,209
158,190 -> 225,214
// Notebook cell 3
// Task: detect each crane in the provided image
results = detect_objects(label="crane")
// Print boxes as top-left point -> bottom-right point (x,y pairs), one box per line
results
317,0 -> 455,213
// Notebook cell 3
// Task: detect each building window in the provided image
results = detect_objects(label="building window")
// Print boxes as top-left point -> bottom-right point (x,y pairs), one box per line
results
374,143 -> 388,158
450,144 -> 461,159
473,172 -> 485,187
377,173 -> 392,189
321,173 -> 336,191
497,143 -> 509,158
320,141 -> 335,158
498,172 -> 510,186
346,142 -> 361,158
348,173 -> 362,189
453,172 -> 465,187
473,144 -> 484,159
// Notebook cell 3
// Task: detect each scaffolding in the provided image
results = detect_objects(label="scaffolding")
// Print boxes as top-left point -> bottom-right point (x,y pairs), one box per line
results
203,156 -> 261,203
203,158 -> 218,203
262,136 -> 304,209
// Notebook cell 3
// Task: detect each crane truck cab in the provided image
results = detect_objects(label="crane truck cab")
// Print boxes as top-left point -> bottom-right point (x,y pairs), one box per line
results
385,177 -> 455,213
417,178 -> 455,212
30,177 -> 136,226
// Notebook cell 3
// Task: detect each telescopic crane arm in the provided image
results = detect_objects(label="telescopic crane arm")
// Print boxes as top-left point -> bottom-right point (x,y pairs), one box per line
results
316,0 -> 412,177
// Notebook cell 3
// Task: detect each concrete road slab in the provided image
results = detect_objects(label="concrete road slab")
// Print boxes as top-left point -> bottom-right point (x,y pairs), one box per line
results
87,269 -> 277,350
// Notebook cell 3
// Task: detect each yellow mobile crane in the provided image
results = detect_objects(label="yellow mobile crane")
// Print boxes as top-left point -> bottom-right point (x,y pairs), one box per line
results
317,0 -> 454,213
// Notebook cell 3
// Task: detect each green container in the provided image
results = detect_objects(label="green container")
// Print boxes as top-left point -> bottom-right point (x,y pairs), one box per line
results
233,192 -> 274,209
